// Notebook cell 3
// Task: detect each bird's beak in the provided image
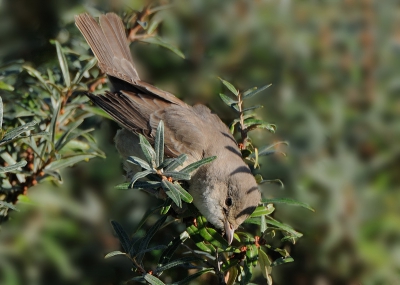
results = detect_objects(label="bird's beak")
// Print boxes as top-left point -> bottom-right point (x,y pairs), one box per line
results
224,219 -> 234,245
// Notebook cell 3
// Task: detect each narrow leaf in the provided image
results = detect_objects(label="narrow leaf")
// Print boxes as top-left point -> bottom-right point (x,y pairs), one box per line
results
53,40 -> 70,87
270,256 -> 294,267
242,105 -> 263,112
0,96 -> 2,129
0,160 -> 27,174
104,251 -> 126,259
218,77 -> 239,96
262,198 -> 314,212
23,66 -> 53,94
258,249 -> 272,278
243,84 -> 271,99
219,93 -> 238,111
159,231 -> 190,266
170,268 -> 214,285
0,81 -> 14,91
135,215 -> 168,263
46,154 -> 95,171
73,57 -> 97,84
127,156 -> 152,170
144,274 -> 165,285
164,154 -> 187,171
155,121 -> 164,167
265,218 -> 303,238
0,120 -> 37,145
139,134 -> 156,166
140,36 -> 185,59
249,204 -> 275,217
129,170 -> 153,188
110,221 -> 131,254
0,201 -> 19,211
173,182 -> 193,203
161,180 -> 182,208
155,257 -> 200,273
163,171 -> 191,181
180,156 -> 216,174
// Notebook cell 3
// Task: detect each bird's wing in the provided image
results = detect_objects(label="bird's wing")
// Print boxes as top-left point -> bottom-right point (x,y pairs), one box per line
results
87,91 -> 206,161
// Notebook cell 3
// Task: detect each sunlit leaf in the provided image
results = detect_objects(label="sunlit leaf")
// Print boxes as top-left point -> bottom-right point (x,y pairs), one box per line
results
52,40 -> 70,87
144,274 -> 165,285
243,84 -> 271,99
270,256 -> 294,267
262,198 -> 314,212
218,77 -> 239,96
0,160 -> 26,174
140,36 -> 185,59
219,93 -> 239,111
180,156 -> 217,174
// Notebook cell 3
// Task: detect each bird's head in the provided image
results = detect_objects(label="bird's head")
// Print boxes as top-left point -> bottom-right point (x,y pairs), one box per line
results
191,164 -> 261,245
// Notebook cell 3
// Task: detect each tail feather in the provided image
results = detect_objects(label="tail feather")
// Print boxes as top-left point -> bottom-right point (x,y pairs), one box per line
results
75,13 -> 140,82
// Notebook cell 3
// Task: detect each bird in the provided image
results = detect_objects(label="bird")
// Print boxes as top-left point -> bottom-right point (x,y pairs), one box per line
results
75,12 -> 261,244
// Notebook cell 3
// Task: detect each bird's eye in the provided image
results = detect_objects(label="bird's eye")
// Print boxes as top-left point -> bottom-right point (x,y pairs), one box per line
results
225,197 -> 233,207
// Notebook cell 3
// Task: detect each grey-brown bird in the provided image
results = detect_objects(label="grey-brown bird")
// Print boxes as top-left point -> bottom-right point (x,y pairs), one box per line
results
75,13 -> 261,244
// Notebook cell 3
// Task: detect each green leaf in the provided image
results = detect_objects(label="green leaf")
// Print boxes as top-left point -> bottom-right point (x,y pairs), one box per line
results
159,231 -> 190,266
135,215 -> 168,263
172,182 -> 193,203
219,93 -> 239,111
180,156 -> 217,174
163,154 -> 187,171
136,245 -> 167,255
155,121 -> 164,167
169,268 -> 214,285
163,171 -> 191,181
139,134 -> 156,166
129,170 -> 153,188
258,179 -> 284,188
127,156 -> 152,170
140,36 -> 185,59
50,102 -> 61,144
144,274 -> 165,285
197,216 -> 229,250
0,81 -> 14,91
23,65 -> 53,94
242,105 -> 263,112
0,201 -> 19,211
218,77 -> 239,96
270,256 -> 294,267
155,257 -> 200,274
249,204 -> 275,217
104,251 -> 126,259
258,249 -> 272,278
242,86 -> 257,97
161,179 -> 182,208
0,120 -> 37,146
147,13 -> 163,34
54,119 -> 84,151
262,198 -> 315,212
0,96 -> 2,129
226,266 -> 238,285
250,141 -> 289,158
186,226 -> 215,253
110,221 -> 131,254
46,154 -> 95,171
115,181 -> 162,190
243,84 -> 271,99
52,40 -> 70,87
265,218 -> 303,239
243,119 -> 276,133
73,57 -> 97,84
0,160 -> 27,174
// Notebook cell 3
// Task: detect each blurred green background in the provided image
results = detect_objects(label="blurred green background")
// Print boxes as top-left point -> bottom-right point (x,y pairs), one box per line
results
1,0 -> 399,284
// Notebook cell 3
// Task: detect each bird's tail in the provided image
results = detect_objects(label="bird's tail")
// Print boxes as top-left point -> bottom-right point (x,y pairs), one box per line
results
75,13 -> 140,83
